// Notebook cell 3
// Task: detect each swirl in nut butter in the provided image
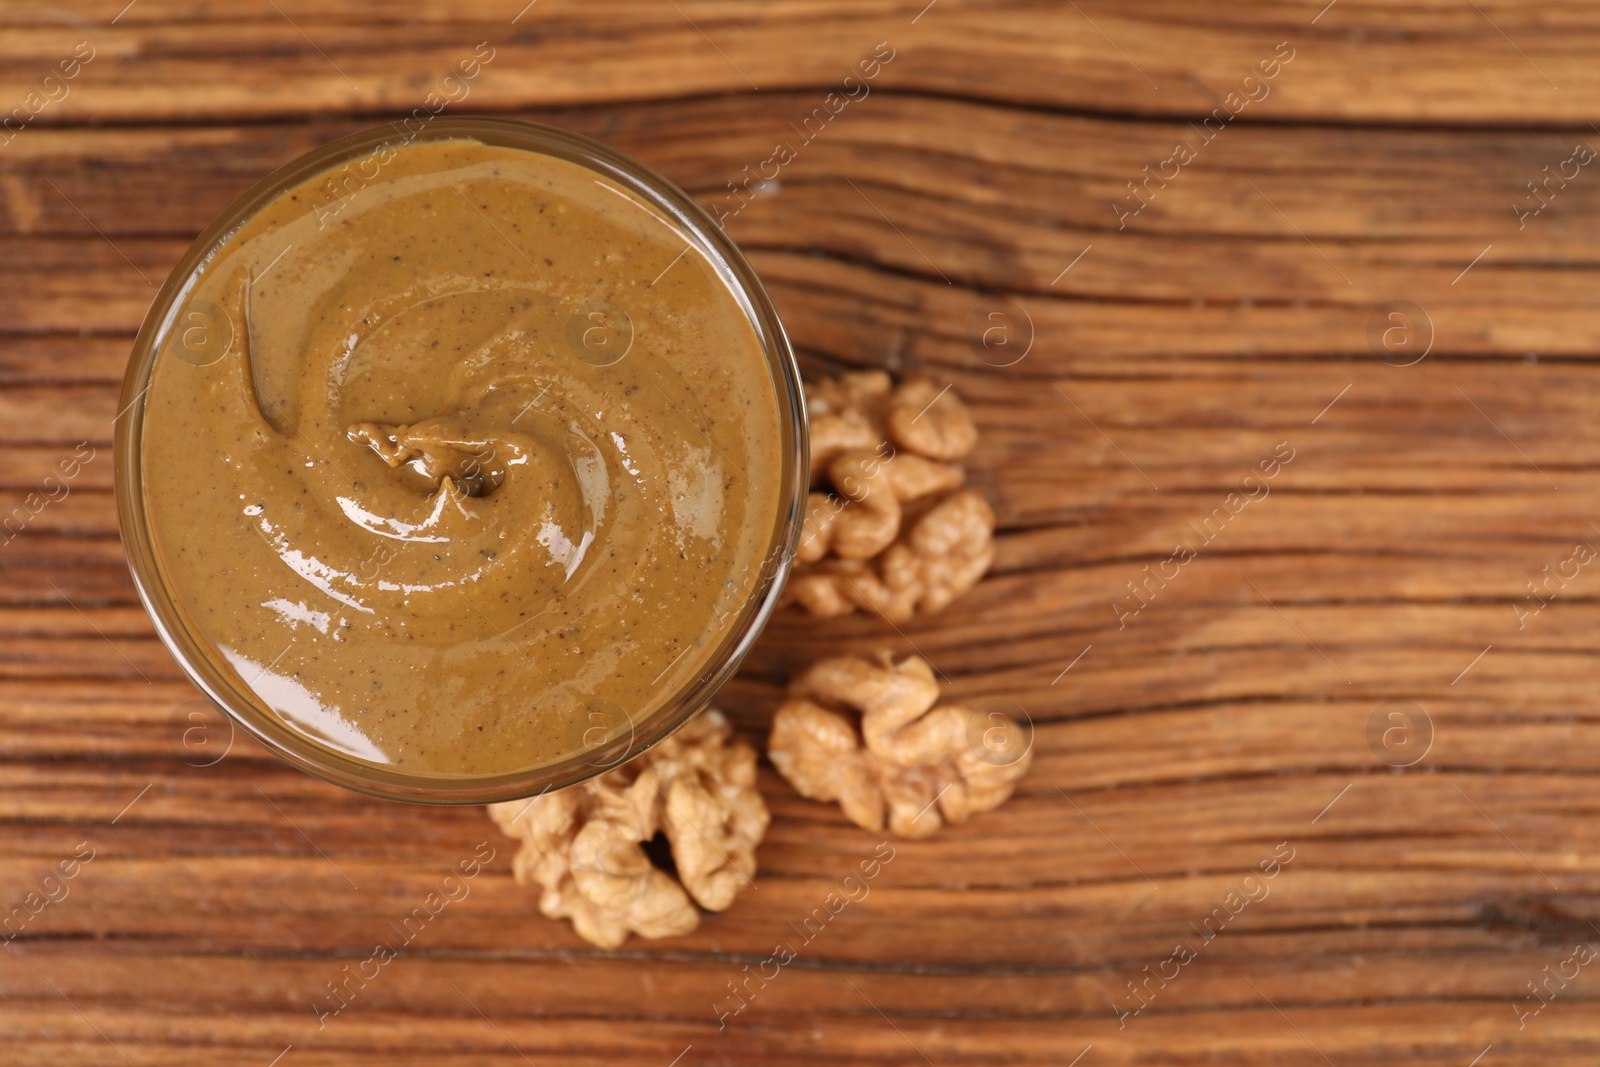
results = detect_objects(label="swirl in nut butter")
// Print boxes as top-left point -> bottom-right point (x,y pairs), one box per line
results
141,139 -> 782,775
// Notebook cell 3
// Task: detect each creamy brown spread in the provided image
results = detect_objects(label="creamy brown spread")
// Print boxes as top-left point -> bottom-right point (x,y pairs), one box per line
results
142,138 -> 782,777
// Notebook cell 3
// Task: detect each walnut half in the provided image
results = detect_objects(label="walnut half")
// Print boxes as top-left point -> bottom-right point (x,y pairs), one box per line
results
788,371 -> 994,621
768,654 -> 1032,839
488,709 -> 769,948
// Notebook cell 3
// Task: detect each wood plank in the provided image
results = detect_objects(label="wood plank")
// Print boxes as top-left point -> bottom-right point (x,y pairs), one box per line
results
0,1 -> 1599,124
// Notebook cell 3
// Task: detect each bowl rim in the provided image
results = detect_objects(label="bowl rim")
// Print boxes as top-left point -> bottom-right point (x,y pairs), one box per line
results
114,116 -> 808,805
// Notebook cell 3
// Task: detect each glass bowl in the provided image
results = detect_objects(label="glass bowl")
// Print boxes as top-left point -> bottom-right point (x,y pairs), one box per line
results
115,117 -> 807,804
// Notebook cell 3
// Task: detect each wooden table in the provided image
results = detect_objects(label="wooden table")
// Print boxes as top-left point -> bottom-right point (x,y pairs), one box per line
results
4,2 -> 1600,1063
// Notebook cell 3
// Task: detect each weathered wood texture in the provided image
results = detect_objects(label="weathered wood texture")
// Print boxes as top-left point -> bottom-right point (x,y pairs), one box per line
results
3,2 -> 1600,1064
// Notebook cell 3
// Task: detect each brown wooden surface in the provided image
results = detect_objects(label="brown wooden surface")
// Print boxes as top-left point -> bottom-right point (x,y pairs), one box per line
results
4,2 -> 1600,1064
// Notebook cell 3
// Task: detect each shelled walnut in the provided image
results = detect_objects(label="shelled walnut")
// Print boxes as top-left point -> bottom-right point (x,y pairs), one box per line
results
487,710 -> 768,949
786,371 -> 993,621
768,653 -> 1032,839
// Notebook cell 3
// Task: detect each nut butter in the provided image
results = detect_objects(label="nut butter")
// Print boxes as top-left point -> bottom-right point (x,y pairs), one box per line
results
117,120 -> 805,801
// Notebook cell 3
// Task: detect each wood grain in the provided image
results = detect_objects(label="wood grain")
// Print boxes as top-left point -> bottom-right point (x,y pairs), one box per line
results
3,2 -> 1600,1064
